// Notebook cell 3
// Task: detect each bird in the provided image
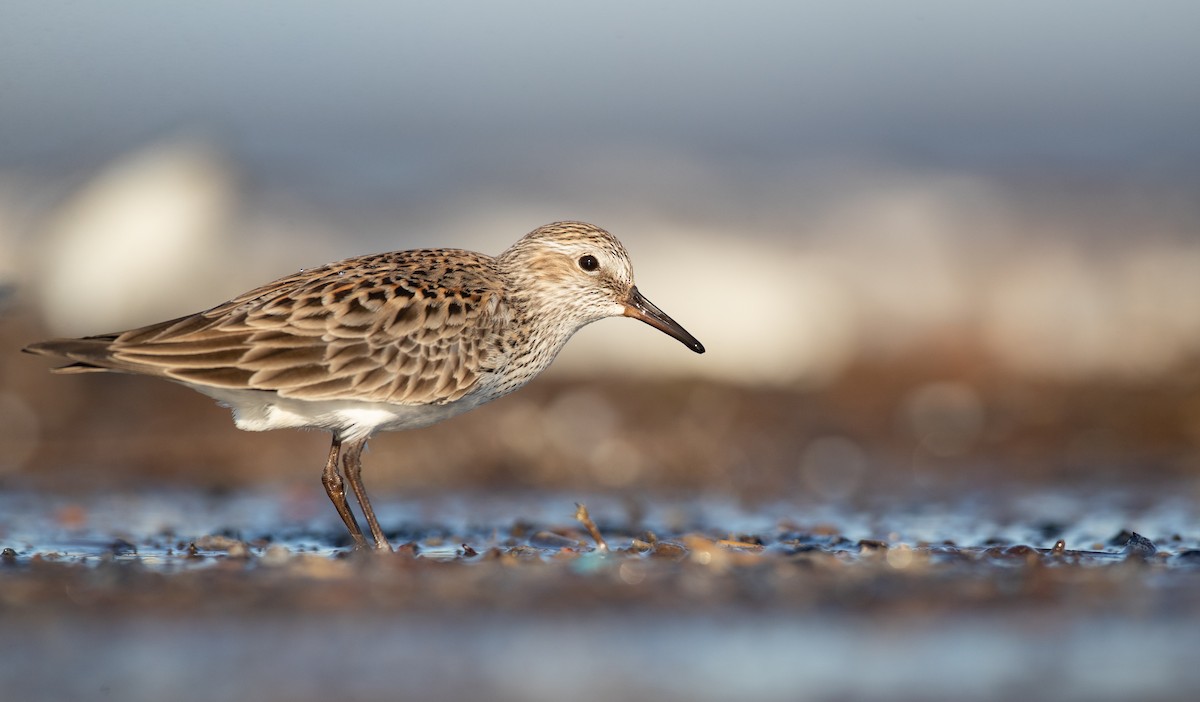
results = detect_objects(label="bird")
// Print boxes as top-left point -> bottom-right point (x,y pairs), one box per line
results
24,221 -> 705,551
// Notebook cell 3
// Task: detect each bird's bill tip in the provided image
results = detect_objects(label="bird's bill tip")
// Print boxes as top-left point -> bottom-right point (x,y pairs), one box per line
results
623,287 -> 705,354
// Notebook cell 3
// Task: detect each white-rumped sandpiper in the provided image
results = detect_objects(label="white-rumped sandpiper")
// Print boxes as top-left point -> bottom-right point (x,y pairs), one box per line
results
25,221 -> 704,550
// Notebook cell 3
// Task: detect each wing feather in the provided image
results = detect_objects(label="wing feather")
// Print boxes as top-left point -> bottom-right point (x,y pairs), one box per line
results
24,249 -> 508,406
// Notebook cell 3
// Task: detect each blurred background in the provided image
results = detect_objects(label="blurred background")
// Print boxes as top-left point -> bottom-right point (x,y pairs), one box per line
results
3,1 -> 1200,496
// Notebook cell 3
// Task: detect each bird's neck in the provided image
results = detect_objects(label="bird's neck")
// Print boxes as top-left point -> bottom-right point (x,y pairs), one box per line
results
489,269 -> 586,393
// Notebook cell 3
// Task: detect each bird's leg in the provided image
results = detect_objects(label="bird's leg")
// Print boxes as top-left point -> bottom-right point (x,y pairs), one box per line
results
342,437 -> 392,551
321,436 -> 367,550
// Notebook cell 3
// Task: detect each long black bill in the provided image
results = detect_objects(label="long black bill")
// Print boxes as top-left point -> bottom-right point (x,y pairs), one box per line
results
623,286 -> 705,354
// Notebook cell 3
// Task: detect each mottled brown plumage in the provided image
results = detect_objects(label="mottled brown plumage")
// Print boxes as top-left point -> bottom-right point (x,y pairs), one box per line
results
42,248 -> 506,406
25,221 -> 704,550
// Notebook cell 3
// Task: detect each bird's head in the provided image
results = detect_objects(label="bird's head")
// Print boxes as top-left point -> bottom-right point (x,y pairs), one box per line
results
499,221 -> 704,354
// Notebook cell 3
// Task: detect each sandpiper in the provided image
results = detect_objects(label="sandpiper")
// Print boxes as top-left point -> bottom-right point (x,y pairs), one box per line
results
25,221 -> 704,550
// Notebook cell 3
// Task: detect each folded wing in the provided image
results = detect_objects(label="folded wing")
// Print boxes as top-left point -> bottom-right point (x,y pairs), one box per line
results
24,250 -> 506,406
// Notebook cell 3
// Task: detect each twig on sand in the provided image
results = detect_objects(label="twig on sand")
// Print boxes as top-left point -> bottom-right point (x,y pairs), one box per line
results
574,503 -> 609,553
716,539 -> 765,551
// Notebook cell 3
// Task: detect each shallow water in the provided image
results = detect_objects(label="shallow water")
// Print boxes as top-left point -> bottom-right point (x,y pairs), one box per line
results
2,487 -> 1198,562
2,486 -> 1199,701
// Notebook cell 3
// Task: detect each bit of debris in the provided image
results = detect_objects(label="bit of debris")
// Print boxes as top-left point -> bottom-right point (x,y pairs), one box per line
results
716,538 -> 765,551
574,502 -> 609,553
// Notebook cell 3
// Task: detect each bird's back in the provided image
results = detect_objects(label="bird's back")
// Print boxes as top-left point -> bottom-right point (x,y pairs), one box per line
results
24,248 -> 511,408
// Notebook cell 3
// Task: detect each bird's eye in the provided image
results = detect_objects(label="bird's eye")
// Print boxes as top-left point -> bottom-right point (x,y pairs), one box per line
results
578,254 -> 600,272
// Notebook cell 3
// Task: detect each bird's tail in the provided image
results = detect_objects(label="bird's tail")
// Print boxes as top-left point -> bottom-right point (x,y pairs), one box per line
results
22,335 -> 125,374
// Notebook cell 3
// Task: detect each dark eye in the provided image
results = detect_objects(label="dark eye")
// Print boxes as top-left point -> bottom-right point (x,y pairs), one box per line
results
578,254 -> 600,272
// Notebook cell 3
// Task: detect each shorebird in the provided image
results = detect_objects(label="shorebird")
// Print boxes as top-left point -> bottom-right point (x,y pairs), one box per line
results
25,221 -> 704,550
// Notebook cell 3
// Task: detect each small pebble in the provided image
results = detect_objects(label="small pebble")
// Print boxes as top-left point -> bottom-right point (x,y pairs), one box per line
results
1121,532 -> 1157,559
1173,549 -> 1200,564
194,534 -> 242,551
260,545 -> 292,566
110,539 -> 137,556
649,541 -> 687,560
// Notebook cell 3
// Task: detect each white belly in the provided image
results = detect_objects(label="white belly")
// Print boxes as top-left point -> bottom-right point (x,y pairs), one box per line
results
193,385 -> 492,442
